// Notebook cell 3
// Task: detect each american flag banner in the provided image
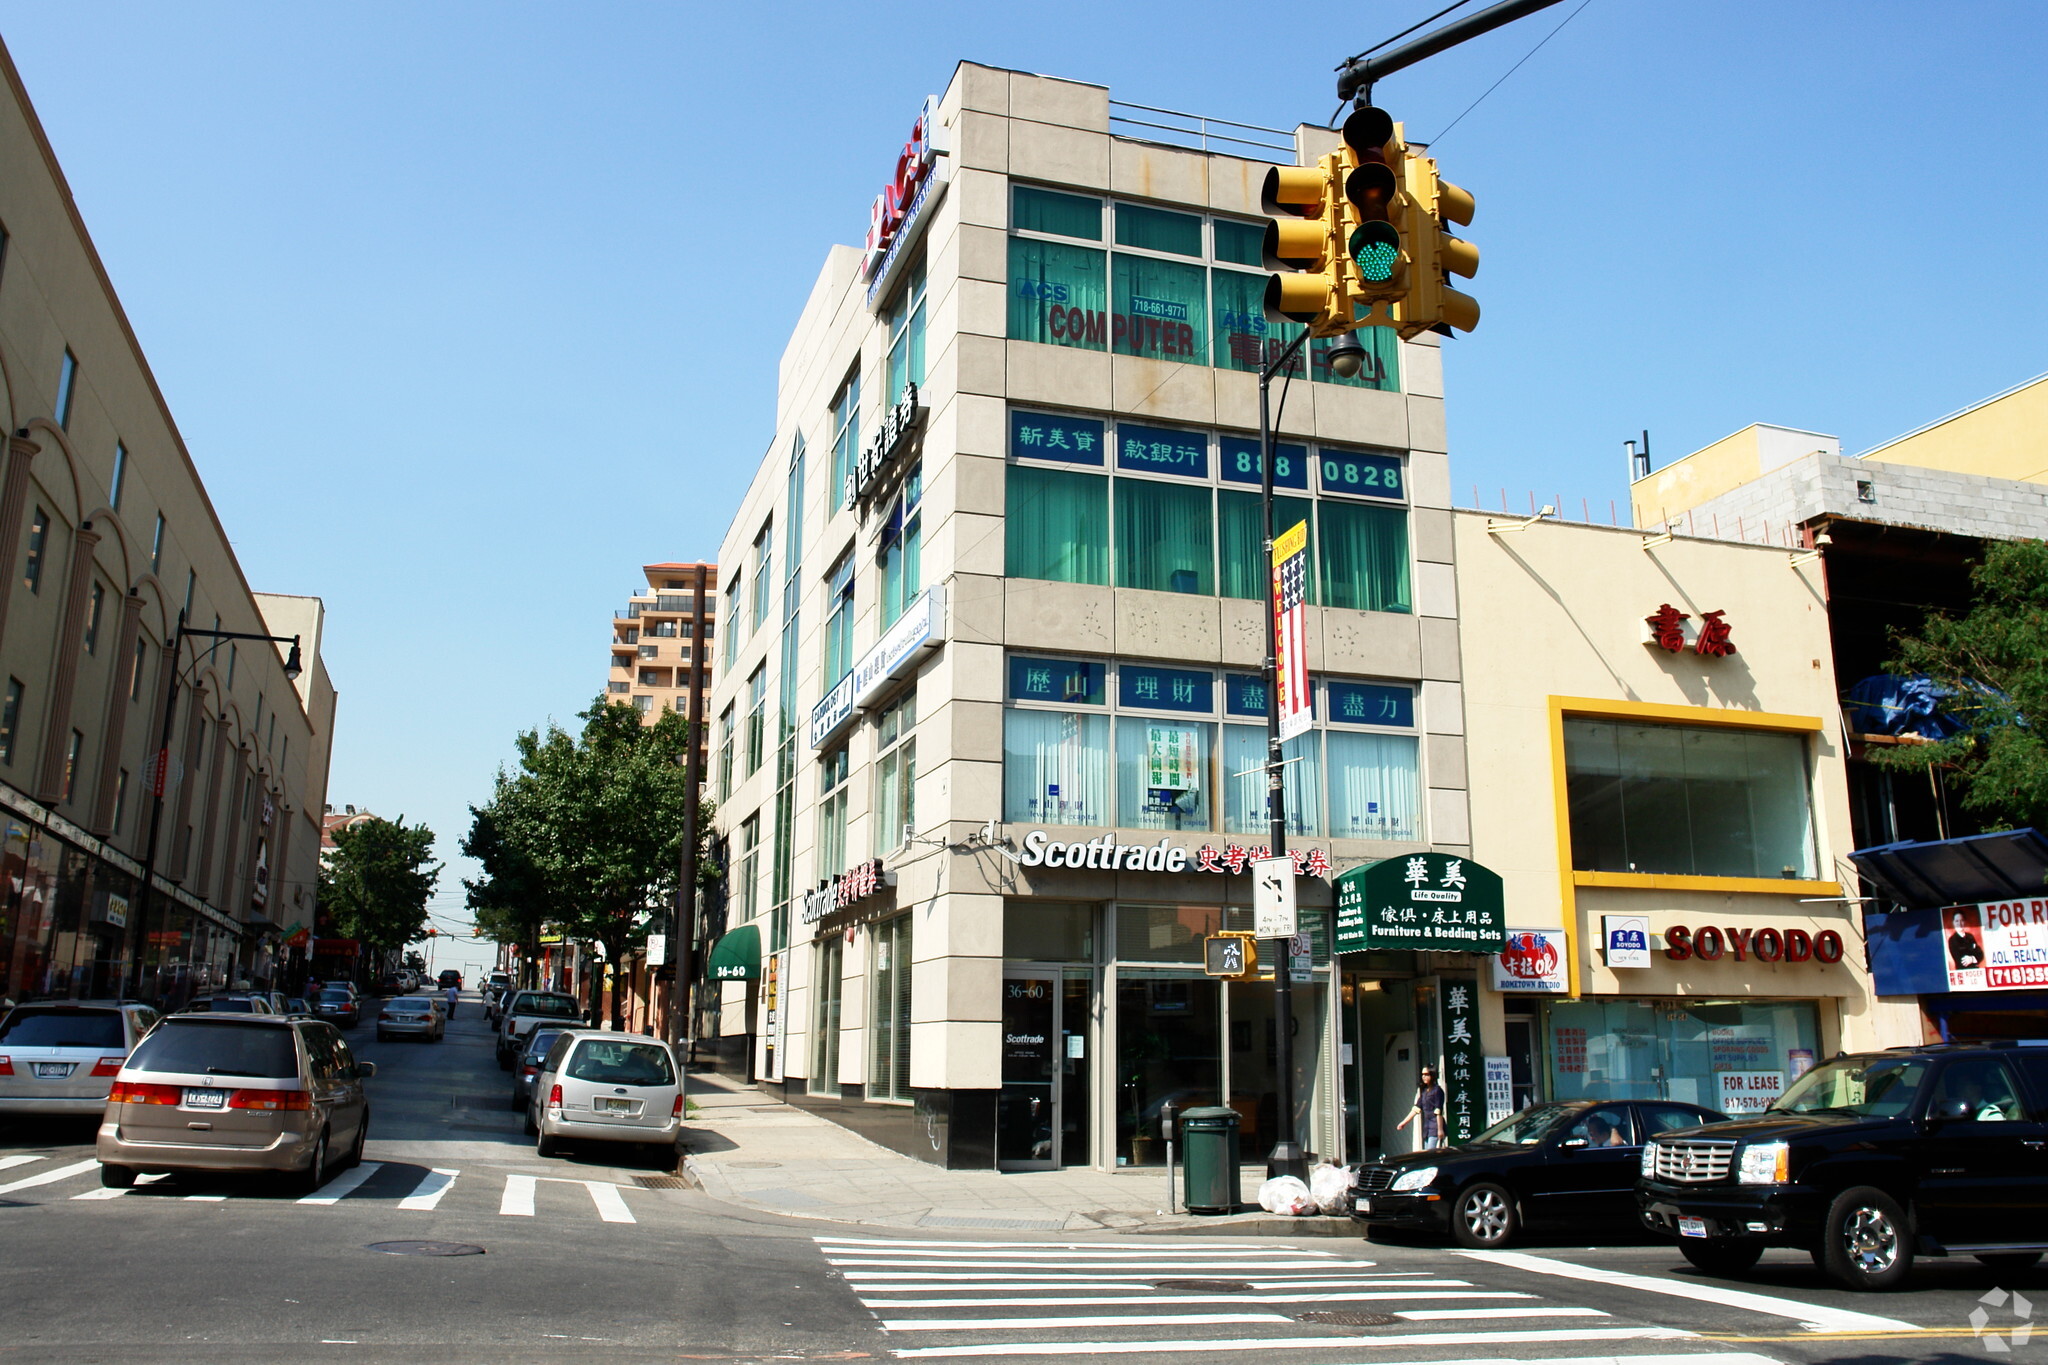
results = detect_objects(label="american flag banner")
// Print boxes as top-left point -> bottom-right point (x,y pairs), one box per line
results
1271,519 -> 1312,742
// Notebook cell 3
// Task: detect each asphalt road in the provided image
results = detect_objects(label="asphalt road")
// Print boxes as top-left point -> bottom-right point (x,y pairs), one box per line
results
0,996 -> 2039,1364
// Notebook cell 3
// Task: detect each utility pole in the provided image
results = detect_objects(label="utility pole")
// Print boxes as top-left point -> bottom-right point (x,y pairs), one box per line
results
667,563 -> 710,1057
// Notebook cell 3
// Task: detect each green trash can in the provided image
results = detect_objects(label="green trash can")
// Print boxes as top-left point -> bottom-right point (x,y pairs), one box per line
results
1178,1105 -> 1242,1214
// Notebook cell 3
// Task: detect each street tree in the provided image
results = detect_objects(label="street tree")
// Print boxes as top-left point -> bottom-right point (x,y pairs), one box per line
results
1871,537 -> 2048,832
465,698 -> 713,1029
320,816 -> 442,965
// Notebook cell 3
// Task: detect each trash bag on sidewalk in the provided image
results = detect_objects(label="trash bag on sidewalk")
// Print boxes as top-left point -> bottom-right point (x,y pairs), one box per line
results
1308,1161 -> 1355,1215
1256,1174 -> 1315,1215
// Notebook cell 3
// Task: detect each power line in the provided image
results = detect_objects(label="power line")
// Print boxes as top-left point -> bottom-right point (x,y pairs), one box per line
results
1429,0 -> 1593,145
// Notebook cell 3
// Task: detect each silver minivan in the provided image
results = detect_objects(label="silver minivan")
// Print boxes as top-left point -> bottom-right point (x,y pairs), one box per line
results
529,1031 -> 681,1158
0,1001 -> 159,1116
97,1014 -> 374,1192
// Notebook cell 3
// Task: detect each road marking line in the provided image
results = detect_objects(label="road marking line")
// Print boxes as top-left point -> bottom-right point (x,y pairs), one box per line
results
0,1158 -> 97,1196
826,1257 -> 1347,1270
827,1247 -> 1343,1260
1459,1248 -> 1916,1334
0,1153 -> 43,1173
584,1181 -> 634,1223
297,1161 -> 383,1205
887,1326 -> 1699,1358
842,1273 -> 1442,1286
1398,1307 -> 1612,1320
818,1237 -> 1289,1250
397,1167 -> 459,1211
500,1174 -> 536,1217
879,1311 -> 1291,1331
183,1193 -> 226,1201
862,1292 -> 1534,1308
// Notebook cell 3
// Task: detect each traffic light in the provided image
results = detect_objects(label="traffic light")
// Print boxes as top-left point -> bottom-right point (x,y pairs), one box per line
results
1203,932 -> 1259,980
1263,106 -> 1411,342
1395,145 -> 1480,339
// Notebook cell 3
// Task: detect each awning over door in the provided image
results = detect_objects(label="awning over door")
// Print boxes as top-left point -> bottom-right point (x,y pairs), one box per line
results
1849,828 -> 2048,911
706,924 -> 762,981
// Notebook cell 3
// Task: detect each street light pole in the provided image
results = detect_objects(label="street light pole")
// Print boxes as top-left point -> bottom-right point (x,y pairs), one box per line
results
125,620 -> 302,1003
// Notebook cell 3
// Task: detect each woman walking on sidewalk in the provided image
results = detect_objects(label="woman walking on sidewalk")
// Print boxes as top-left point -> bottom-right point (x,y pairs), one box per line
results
1394,1065 -> 1447,1151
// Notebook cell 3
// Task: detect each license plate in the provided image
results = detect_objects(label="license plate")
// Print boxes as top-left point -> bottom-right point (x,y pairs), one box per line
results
1678,1216 -> 1708,1239
1354,1196 -> 1373,1215
183,1088 -> 226,1109
32,1062 -> 74,1079
596,1097 -> 634,1114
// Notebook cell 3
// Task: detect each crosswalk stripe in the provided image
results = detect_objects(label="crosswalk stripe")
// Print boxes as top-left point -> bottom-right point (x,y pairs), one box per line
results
72,1174 -> 170,1200
500,1174 -> 536,1217
0,1158 -> 97,1196
825,1258 -> 1348,1271
1460,1248 -> 1917,1334
887,1326 -> 1699,1358
297,1161 -> 383,1205
0,1153 -> 44,1173
826,1247 -> 1344,1260
584,1181 -> 634,1224
183,1193 -> 226,1201
1397,1307 -> 1611,1321
879,1311 -> 1291,1331
397,1167 -> 459,1211
819,1238 -> 1286,1250
859,1291 -> 1532,1308
841,1273 -> 1446,1286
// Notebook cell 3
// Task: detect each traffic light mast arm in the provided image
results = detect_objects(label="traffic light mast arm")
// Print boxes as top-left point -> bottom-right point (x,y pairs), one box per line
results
1336,0 -> 1567,103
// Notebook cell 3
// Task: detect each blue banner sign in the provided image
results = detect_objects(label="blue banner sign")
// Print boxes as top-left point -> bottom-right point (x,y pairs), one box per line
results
1116,423 -> 1207,478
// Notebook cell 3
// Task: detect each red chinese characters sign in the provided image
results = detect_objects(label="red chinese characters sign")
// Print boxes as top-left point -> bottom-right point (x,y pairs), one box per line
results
1645,604 -> 1736,658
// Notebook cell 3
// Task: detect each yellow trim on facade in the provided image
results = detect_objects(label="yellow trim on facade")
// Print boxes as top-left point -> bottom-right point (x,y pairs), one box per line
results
1571,871 -> 1844,897
1545,696 -> 1835,1000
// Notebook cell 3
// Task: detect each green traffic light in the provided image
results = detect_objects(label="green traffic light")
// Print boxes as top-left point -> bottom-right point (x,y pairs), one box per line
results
1350,222 -> 1400,285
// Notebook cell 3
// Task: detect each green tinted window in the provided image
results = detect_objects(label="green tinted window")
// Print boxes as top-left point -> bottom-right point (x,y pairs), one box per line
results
1319,500 -> 1410,613
1009,238 -> 1108,349
1006,466 -> 1109,584
1115,479 -> 1213,594
1115,203 -> 1202,256
1213,220 -> 1264,266
1014,186 -> 1102,240
1220,492 -> 1314,601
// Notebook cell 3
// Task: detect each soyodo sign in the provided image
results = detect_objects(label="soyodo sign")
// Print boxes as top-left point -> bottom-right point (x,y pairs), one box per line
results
1334,852 -> 1506,955
1718,1070 -> 1785,1116
1944,898 -> 2048,992
810,586 -> 946,748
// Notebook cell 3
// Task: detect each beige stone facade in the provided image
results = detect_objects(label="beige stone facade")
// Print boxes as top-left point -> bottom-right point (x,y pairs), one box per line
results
0,39 -> 335,1003
608,561 -> 716,765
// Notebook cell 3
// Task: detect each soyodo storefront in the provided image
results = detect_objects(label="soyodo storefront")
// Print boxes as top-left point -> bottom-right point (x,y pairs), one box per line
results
1333,852 -> 1509,1157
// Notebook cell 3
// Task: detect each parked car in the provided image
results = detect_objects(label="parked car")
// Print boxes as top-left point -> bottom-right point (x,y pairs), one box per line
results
1639,1044 -> 2048,1291
528,1030 -> 682,1158
0,1000 -> 160,1116
282,998 -> 314,1019
179,993 -> 275,1016
375,996 -> 444,1043
1352,1098 -> 1729,1248
437,970 -> 463,990
495,991 -> 586,1069
373,974 -> 405,997
96,1013 -> 375,1193
509,1027 -> 567,1112
311,986 -> 361,1028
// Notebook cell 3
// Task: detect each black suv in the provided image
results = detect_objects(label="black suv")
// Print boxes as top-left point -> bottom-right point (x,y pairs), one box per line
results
1638,1043 -> 2048,1290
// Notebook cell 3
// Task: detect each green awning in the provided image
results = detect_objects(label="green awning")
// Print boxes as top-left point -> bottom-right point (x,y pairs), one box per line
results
1334,852 -> 1506,955
706,924 -> 762,981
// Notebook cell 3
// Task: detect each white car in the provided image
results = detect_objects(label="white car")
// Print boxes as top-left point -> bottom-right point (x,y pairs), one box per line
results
528,1031 -> 682,1159
0,1001 -> 160,1116
375,996 -> 445,1042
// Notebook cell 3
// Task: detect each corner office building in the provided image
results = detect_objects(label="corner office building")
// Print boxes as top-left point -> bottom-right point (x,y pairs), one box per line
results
702,62 -> 1479,1170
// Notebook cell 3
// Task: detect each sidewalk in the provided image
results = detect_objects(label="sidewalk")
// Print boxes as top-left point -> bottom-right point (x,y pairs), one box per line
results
679,1069 -> 1354,1236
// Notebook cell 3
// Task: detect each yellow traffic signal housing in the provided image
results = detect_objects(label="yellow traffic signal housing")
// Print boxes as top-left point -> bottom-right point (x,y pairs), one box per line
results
1395,146 -> 1480,339
1262,106 -> 1412,339
1203,931 -> 1259,979
1261,155 -> 1348,334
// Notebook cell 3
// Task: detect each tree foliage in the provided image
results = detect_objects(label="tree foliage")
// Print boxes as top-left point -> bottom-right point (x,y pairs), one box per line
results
320,816 -> 441,957
465,698 -> 714,1027
1872,538 -> 2048,831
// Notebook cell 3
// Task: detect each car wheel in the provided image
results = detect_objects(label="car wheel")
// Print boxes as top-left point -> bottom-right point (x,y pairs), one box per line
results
497,1049 -> 512,1072
1451,1182 -> 1519,1249
1678,1238 -> 1764,1277
345,1110 -> 368,1170
1820,1185 -> 1914,1291
524,1108 -> 538,1136
295,1130 -> 330,1196
536,1128 -> 558,1158
1976,1252 -> 2044,1272
99,1163 -> 137,1189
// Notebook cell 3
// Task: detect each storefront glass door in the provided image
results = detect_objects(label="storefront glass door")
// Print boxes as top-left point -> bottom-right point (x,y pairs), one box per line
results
1115,969 -> 1221,1166
1227,976 -> 1326,1160
998,972 -> 1061,1170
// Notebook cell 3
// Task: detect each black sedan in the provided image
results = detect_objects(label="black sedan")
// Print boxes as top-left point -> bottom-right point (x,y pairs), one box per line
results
311,986 -> 361,1028
1352,1098 -> 1729,1248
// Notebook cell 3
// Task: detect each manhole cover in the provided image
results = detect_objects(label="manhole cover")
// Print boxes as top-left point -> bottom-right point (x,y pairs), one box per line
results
1154,1279 -> 1251,1293
365,1241 -> 486,1257
726,1160 -> 783,1169
635,1174 -> 690,1190
1297,1310 -> 1398,1327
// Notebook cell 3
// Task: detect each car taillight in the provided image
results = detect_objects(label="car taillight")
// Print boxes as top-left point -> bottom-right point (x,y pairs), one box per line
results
0,1055 -> 12,1076
520,1065 -> 538,1078
380,1013 -> 396,1022
672,1094 -> 685,1118
227,1089 -> 312,1111
109,1081 -> 180,1105
90,1056 -> 125,1077
547,1083 -> 562,1110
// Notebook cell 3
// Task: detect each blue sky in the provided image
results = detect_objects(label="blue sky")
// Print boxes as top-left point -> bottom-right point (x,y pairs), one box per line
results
3,1 -> 2043,933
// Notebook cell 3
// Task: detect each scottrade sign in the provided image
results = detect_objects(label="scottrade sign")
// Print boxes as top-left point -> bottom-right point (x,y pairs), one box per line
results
1334,852 -> 1506,954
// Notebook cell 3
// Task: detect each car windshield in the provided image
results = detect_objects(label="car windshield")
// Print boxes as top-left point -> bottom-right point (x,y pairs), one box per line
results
0,1007 -> 125,1048
318,989 -> 352,1002
1771,1055 -> 1930,1117
516,994 -> 582,1018
1469,1103 -> 1582,1146
566,1039 -> 674,1087
523,1030 -> 564,1061
126,1021 -> 297,1078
